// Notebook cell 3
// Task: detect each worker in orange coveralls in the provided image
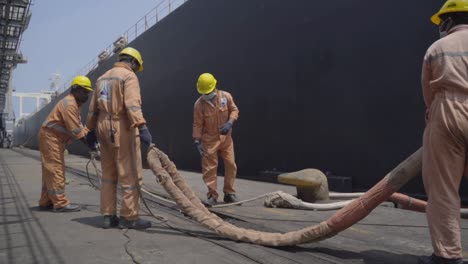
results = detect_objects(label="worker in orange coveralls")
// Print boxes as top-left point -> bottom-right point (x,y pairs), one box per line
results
192,73 -> 240,206
38,76 -> 92,212
419,1 -> 468,264
86,47 -> 153,229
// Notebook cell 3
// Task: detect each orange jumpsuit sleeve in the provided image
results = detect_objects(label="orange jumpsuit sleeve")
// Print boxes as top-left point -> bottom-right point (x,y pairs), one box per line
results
124,73 -> 146,128
192,100 -> 204,139
422,50 -> 434,108
86,90 -> 99,131
63,102 -> 87,139
227,93 -> 239,122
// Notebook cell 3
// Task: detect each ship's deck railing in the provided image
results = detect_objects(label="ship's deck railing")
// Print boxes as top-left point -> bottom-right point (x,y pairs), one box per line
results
60,0 -> 188,93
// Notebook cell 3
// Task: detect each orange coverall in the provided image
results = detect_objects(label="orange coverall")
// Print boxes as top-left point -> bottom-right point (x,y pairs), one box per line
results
86,62 -> 146,220
193,90 -> 239,199
421,25 -> 468,259
39,94 -> 88,209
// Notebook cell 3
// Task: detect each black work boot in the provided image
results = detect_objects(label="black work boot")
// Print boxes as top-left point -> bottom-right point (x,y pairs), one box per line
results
118,217 -> 151,230
203,196 -> 217,207
418,254 -> 463,264
223,193 -> 239,203
53,204 -> 81,212
38,204 -> 53,211
102,215 -> 119,229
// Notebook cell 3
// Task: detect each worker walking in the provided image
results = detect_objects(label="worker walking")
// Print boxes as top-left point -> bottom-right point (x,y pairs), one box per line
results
420,1 -> 468,263
38,76 -> 92,212
86,47 -> 153,229
192,73 -> 240,206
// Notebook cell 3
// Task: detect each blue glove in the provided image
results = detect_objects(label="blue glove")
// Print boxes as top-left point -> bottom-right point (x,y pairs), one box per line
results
194,140 -> 205,156
86,130 -> 97,150
219,121 -> 233,135
139,125 -> 152,146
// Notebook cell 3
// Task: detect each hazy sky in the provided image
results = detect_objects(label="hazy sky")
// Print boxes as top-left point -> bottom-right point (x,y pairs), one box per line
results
12,0 -> 165,117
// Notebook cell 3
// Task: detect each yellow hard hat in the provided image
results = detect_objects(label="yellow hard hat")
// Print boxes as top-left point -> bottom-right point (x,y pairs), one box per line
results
71,75 -> 93,92
431,0 -> 468,25
119,47 -> 144,72
197,73 -> 217,95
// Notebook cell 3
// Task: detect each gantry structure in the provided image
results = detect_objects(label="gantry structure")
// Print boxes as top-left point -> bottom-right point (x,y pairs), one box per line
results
0,0 -> 32,127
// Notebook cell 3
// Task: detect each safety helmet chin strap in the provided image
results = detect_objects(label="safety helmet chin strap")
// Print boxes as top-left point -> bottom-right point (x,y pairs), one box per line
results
438,12 -> 468,37
70,85 -> 89,105
131,60 -> 140,72
119,55 -> 140,73
440,16 -> 454,32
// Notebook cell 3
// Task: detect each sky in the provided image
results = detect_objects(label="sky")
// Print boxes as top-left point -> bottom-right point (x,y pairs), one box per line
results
12,0 -> 164,118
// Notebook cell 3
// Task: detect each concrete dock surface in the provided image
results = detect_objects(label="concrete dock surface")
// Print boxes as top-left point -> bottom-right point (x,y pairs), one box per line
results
1,147 -> 467,264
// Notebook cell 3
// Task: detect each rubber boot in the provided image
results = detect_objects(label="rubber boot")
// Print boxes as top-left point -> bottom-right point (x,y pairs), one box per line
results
102,215 -> 119,229
418,254 -> 463,264
203,196 -> 217,207
53,204 -> 81,212
38,204 -> 53,211
223,193 -> 239,203
118,217 -> 152,230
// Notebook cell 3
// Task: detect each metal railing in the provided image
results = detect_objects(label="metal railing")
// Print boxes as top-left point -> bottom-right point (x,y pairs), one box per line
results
60,0 -> 188,92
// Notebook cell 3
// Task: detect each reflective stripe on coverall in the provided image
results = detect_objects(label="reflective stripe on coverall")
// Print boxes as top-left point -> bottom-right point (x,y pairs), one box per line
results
193,90 -> 239,199
86,62 -> 146,220
39,94 -> 88,208
421,25 -> 468,259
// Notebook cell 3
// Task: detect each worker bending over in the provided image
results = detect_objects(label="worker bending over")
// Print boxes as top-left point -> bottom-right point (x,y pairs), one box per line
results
38,76 -> 92,212
192,73 -> 240,206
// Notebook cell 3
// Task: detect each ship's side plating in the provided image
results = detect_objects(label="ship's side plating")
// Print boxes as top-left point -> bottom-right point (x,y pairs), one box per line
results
15,0 -> 467,198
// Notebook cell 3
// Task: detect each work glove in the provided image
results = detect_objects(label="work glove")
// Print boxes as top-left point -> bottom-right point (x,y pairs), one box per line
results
139,125 -> 153,146
86,130 -> 98,151
194,140 -> 205,156
219,121 -> 233,135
